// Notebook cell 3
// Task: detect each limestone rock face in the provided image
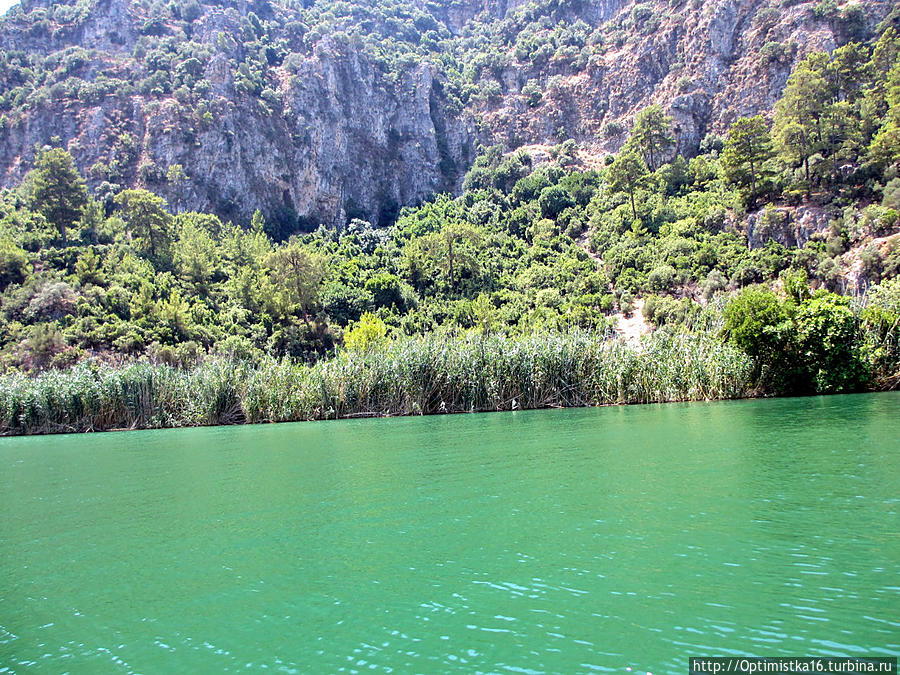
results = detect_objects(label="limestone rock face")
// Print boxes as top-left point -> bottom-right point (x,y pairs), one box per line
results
479,0 -> 891,159
0,0 -> 891,228
0,1 -> 474,228
131,49 -> 473,228
746,204 -> 836,250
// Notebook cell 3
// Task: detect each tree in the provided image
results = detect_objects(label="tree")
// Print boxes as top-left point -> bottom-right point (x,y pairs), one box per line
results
472,292 -> 497,334
794,293 -> 868,393
320,282 -> 373,325
462,146 -> 532,193
412,222 -> 484,290
647,264 -> 678,292
538,185 -> 575,219
869,113 -> 900,171
220,220 -> 271,271
19,323 -> 67,372
174,219 -> 219,289
266,243 -> 326,323
25,281 -> 78,322
629,104 -> 675,171
155,289 -> 195,344
607,148 -> 649,221
365,272 -> 407,311
31,148 -> 87,245
657,154 -> 691,196
0,238 -> 29,290
115,189 -> 174,263
166,163 -> 189,211
820,100 -> 861,184
722,287 -> 791,361
721,115 -> 774,202
773,53 -> 830,188
828,43 -> 871,103
343,312 -> 387,351
860,29 -> 900,139
74,248 -> 105,286
251,208 -> 266,233
77,198 -> 108,245
868,61 -> 900,171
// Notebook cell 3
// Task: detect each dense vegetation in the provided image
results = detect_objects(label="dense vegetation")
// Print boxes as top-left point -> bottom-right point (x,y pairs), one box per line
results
0,23 -> 899,433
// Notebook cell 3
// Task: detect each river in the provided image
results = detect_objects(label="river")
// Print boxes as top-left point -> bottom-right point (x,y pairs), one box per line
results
1,393 -> 898,672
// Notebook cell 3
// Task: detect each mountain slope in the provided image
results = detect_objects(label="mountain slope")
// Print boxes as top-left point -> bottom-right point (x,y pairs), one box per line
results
0,0 -> 895,229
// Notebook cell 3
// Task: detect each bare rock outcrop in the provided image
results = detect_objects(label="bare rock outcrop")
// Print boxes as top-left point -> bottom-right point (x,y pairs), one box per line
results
0,0 -> 891,228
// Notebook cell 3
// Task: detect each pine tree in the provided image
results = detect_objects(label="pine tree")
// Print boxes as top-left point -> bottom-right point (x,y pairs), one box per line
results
868,61 -> 900,171
821,100 -> 862,184
266,243 -> 326,323
608,148 -> 650,221
828,43 -> 871,103
721,115 -> 774,203
860,29 -> 900,139
628,104 -> 675,171
773,53 -> 830,189
115,189 -> 174,263
31,148 -> 87,245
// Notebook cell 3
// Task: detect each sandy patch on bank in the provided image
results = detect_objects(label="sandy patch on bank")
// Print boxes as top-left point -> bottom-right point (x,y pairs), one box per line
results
614,297 -> 651,344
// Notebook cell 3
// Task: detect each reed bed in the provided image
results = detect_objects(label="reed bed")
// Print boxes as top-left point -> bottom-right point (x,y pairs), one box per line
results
0,331 -> 753,436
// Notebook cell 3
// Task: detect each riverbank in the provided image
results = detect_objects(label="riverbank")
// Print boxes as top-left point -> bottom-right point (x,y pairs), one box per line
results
0,331 -> 758,436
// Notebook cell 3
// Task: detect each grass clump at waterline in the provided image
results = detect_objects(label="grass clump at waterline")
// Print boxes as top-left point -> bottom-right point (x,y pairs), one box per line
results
0,331 -> 752,436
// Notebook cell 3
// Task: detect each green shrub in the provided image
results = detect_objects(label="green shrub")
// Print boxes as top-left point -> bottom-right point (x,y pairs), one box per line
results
522,80 -> 542,107
723,286 -> 791,360
794,294 -> 869,393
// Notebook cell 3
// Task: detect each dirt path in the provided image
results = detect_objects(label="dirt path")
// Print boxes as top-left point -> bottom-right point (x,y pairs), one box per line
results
574,230 -> 650,343
613,297 -> 650,344
576,230 -> 603,266
574,230 -> 650,342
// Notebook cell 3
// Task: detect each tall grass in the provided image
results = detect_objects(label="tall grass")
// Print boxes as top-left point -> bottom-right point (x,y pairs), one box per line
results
0,331 -> 753,436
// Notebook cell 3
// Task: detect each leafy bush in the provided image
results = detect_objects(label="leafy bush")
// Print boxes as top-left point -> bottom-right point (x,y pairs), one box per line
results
344,312 -> 388,352
522,80 -> 543,107
647,264 -> 678,292
24,281 -> 77,321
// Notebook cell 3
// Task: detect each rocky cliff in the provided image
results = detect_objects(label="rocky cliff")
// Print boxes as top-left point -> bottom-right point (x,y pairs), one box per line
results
0,0 -> 893,229
0,1 -> 475,229
475,0 -> 893,157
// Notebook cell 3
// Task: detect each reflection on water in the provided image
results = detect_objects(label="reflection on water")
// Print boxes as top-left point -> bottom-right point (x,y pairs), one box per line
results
1,393 -> 898,673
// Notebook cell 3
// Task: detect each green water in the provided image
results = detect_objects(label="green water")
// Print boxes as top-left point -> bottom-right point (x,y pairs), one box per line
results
1,394 -> 898,673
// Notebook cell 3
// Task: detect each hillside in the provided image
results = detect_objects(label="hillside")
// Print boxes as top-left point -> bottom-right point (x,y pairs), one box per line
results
0,0 -> 898,416
0,0 -> 896,227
